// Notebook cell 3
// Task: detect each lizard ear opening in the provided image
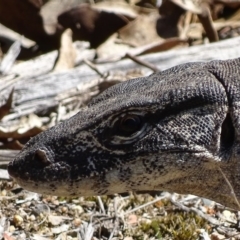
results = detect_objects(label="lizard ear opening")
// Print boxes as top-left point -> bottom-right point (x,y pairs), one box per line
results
220,113 -> 235,151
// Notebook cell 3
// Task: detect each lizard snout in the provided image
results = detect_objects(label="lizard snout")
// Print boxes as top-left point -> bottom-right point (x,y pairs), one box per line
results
8,147 -> 53,180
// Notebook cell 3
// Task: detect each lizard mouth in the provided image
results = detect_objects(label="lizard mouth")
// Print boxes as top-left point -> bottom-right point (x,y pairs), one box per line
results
8,160 -> 71,182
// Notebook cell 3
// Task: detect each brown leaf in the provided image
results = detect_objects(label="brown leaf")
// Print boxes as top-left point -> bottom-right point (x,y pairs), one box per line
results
0,0 -> 59,51
158,1 -> 185,38
53,28 -> 76,71
58,4 -> 131,48
119,11 -> 160,47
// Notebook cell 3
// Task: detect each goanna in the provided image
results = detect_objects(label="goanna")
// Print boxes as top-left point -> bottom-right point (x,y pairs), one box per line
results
8,57 -> 240,209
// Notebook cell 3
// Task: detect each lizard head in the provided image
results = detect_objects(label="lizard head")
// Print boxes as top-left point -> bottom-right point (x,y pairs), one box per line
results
8,59 -> 240,209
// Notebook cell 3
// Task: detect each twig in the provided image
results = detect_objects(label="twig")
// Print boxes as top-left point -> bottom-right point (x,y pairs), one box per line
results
90,214 -> 113,223
97,196 -> 106,214
108,217 -> 119,240
83,58 -> 107,78
125,53 -> 160,72
197,4 -> 219,42
170,198 -> 220,225
124,192 -> 171,215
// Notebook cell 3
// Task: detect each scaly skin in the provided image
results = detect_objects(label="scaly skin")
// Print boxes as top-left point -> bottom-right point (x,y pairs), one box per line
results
8,58 -> 240,209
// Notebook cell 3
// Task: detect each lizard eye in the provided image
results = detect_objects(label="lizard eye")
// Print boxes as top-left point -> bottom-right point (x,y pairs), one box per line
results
119,115 -> 142,134
103,112 -> 147,145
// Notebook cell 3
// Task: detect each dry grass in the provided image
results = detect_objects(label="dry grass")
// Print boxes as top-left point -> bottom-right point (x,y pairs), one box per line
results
1,181 -> 240,240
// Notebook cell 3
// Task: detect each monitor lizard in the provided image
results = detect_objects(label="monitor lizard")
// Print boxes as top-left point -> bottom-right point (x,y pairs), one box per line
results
8,57 -> 240,209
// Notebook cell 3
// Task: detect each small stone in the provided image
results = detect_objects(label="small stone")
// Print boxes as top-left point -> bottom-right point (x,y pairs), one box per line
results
1,190 -> 7,196
127,214 -> 138,226
29,214 -> 36,221
52,199 -> 59,205
222,210 -> 236,223
61,206 -> 68,213
73,218 -> 81,227
222,210 -> 231,219
72,205 -> 84,215
13,215 -> 23,226
32,223 -> 39,231
8,225 -> 15,232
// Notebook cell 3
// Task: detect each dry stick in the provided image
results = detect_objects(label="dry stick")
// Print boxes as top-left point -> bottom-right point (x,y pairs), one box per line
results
97,196 -> 106,215
180,11 -> 193,39
108,218 -> 119,240
170,198 -> 220,225
114,196 -> 126,228
197,5 -> 219,43
125,53 -> 160,72
55,103 -> 63,125
83,59 -> 107,78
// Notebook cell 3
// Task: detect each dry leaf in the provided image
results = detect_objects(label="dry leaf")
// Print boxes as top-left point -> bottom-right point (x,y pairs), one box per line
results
58,4 -> 131,48
53,28 -> 76,71
119,11 -> 160,47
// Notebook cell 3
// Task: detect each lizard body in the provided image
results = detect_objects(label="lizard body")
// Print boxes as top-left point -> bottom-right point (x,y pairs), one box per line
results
8,58 -> 240,209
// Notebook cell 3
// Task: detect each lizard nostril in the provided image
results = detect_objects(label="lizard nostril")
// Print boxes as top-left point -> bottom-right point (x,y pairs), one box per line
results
35,149 -> 51,166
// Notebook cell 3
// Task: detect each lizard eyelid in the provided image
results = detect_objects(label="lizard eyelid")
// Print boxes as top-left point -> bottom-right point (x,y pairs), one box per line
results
100,110 -> 150,146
